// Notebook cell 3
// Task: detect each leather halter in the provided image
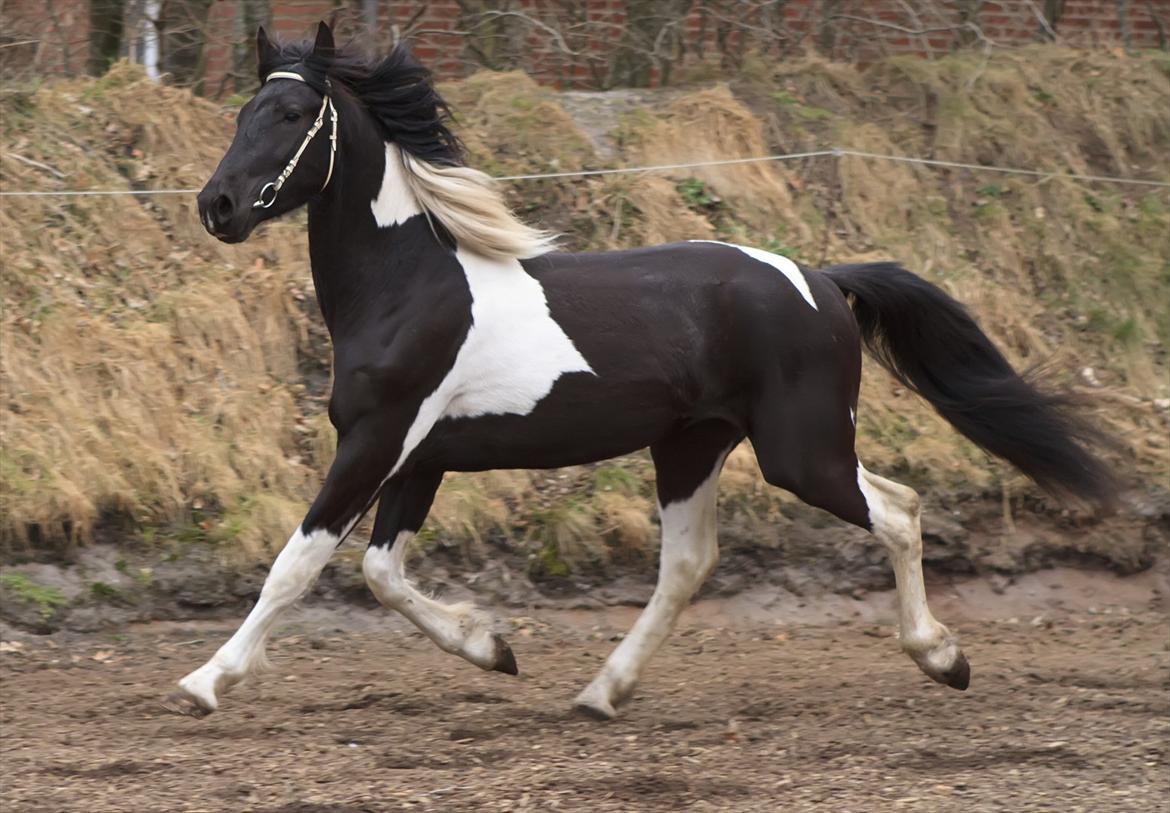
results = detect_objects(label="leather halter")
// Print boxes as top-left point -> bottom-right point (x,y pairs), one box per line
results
252,71 -> 339,209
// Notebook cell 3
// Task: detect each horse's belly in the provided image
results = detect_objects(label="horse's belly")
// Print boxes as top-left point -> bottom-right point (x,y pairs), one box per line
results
412,372 -> 688,471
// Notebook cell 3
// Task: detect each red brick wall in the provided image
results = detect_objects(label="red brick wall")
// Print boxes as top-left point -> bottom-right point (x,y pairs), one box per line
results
3,0 -> 1166,94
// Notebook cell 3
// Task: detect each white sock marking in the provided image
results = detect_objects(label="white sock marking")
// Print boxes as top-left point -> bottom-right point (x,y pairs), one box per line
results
178,523 -> 344,709
364,533 -> 499,668
857,462 -> 957,669
579,449 -> 729,711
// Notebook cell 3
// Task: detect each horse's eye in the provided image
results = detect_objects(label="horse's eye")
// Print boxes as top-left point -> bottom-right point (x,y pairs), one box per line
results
284,110 -> 302,122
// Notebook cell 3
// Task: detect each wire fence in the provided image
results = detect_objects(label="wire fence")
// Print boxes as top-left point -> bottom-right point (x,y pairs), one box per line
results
2,147 -> 1168,199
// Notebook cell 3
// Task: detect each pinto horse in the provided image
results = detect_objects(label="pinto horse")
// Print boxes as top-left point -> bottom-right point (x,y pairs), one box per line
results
166,23 -> 1115,721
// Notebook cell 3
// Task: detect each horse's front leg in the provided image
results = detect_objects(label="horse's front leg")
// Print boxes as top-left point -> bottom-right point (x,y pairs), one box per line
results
361,472 -> 518,675
163,435 -> 392,717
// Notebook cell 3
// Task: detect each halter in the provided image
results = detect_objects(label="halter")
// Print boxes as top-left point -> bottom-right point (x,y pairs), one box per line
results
252,71 -> 339,209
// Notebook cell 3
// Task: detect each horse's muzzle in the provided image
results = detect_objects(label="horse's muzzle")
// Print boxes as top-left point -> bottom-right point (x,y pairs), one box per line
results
196,183 -> 253,243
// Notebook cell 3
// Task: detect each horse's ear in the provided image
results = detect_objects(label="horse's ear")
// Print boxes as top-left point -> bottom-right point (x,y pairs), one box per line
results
256,26 -> 276,72
312,21 -> 335,57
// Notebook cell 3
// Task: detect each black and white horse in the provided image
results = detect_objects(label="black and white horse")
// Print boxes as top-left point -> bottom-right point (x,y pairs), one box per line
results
167,24 -> 1114,721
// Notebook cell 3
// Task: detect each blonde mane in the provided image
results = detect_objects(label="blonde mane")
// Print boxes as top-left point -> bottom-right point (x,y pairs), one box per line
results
399,151 -> 557,261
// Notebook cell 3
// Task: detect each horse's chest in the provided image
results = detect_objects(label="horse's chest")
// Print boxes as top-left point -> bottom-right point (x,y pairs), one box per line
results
439,251 -> 592,419
388,251 -> 592,479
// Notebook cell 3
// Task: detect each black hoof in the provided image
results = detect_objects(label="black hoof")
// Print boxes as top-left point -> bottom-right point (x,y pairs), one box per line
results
942,653 -> 971,691
491,633 -> 518,676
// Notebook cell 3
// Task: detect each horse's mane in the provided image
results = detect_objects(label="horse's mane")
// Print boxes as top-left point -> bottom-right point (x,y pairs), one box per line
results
260,38 -> 555,260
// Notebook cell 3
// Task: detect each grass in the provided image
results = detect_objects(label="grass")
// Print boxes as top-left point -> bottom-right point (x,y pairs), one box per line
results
0,573 -> 68,620
1,49 -> 1167,570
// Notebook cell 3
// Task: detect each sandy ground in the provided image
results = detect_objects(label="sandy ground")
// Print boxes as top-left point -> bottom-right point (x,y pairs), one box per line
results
1,569 -> 1168,813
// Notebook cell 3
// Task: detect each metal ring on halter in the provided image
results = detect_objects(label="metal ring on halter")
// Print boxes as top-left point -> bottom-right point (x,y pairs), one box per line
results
255,182 -> 278,209
252,71 -> 338,210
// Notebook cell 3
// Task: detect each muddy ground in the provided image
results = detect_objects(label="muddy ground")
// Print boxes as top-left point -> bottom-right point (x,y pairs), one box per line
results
2,568 -> 1168,813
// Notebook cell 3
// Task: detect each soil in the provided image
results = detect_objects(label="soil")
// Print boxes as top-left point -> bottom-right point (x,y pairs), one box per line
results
2,567 -> 1167,813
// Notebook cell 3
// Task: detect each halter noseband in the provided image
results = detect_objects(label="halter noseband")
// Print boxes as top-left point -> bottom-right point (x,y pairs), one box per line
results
252,70 -> 339,209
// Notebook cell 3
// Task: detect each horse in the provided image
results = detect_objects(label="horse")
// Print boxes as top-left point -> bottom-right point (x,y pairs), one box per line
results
165,22 -> 1115,721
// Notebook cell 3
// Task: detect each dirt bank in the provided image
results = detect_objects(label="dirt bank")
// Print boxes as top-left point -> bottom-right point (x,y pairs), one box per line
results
3,50 -> 1168,580
2,499 -> 1166,636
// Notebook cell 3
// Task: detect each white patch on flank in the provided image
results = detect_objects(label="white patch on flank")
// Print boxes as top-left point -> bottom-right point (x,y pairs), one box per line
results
176,523 -> 345,710
370,143 -> 423,226
690,239 -> 818,310
363,533 -> 500,669
385,248 -> 594,481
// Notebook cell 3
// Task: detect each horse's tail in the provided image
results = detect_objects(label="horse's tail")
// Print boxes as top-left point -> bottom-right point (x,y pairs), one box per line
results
823,262 -> 1117,507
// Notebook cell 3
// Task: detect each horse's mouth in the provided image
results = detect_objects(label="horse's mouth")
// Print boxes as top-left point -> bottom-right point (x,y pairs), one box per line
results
200,208 -> 253,244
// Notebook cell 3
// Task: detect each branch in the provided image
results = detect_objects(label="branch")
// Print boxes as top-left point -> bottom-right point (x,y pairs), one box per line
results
1021,0 -> 1061,40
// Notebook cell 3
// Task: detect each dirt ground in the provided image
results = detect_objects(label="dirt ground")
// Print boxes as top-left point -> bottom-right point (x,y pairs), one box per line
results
2,569 -> 1168,813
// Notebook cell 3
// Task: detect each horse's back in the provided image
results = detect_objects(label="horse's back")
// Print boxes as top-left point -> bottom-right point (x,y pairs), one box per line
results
415,241 -> 860,472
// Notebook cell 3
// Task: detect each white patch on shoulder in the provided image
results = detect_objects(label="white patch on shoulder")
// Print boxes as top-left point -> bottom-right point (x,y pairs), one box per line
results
386,249 -> 594,479
690,239 -> 818,310
371,143 -> 422,226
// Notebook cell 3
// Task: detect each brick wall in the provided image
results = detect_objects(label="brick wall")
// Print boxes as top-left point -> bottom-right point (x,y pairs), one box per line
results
3,1 -> 1166,94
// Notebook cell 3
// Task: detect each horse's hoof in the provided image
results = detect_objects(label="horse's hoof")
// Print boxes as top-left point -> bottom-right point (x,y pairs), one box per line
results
491,633 -> 519,676
572,684 -> 617,721
161,690 -> 214,718
573,698 -> 616,721
940,652 -> 970,691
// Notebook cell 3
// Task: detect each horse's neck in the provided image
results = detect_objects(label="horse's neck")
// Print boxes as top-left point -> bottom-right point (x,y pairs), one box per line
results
307,141 -> 447,338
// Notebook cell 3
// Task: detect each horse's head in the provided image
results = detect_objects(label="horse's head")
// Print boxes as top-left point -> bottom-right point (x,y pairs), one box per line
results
198,23 -> 338,243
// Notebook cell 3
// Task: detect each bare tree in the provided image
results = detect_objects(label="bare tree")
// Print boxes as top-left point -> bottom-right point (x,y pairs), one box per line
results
608,0 -> 693,87
233,0 -> 271,94
88,0 -> 125,75
159,0 -> 214,91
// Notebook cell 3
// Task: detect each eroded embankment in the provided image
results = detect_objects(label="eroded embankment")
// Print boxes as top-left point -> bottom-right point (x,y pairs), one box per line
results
1,49 -> 1167,631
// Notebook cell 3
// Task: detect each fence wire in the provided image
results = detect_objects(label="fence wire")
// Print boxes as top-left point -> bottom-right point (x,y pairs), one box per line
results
2,147 -> 1168,198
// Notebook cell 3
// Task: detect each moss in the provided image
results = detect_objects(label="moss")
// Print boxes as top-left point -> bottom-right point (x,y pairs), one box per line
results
1113,317 -> 1141,346
89,581 -> 128,603
0,573 -> 68,620
531,542 -> 572,579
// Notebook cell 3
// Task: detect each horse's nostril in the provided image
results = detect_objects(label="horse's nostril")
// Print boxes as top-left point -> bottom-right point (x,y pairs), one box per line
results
214,194 -> 234,222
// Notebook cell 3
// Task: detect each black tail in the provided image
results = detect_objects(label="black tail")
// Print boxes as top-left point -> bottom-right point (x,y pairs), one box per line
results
824,262 -> 1117,507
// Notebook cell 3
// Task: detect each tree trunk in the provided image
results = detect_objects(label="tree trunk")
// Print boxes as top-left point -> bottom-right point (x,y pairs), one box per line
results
608,0 -> 692,88
232,0 -> 271,95
159,0 -> 214,91
88,0 -> 125,75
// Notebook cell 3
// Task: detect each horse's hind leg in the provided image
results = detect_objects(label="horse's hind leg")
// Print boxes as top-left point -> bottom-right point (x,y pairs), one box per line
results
855,463 -> 969,688
750,388 -> 970,690
574,420 -> 743,720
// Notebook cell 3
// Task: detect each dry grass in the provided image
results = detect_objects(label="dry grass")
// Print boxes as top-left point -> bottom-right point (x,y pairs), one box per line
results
616,85 -> 813,244
1,64 -> 318,558
2,50 -> 1167,571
